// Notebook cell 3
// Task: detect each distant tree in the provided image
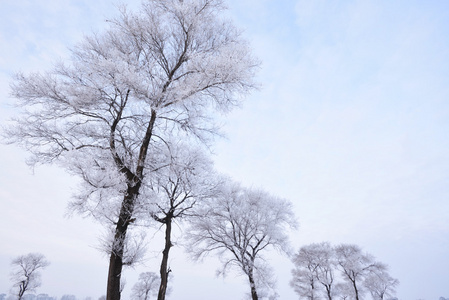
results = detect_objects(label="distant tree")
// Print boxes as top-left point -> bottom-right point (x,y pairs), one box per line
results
291,242 -> 336,300
60,295 -> 77,300
291,243 -> 399,300
363,268 -> 399,300
9,253 -> 50,300
290,267 -> 320,300
334,283 -> 352,300
334,244 -> 381,300
98,296 -> 106,300
4,0 -> 258,299
146,142 -> 219,300
186,183 -> 297,300
131,272 -> 160,300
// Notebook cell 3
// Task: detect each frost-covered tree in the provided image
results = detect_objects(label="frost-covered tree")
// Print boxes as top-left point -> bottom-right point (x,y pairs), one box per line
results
131,272 -> 160,300
335,244 -> 381,300
291,242 -> 336,300
291,243 -> 399,300
363,269 -> 399,300
9,253 -> 50,300
146,142 -> 220,300
290,267 -> 320,300
4,0 -> 258,299
186,183 -> 297,300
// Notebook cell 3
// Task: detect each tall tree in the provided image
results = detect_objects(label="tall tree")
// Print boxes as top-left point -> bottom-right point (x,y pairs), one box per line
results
186,183 -> 297,300
9,253 -> 50,300
4,0 -> 258,299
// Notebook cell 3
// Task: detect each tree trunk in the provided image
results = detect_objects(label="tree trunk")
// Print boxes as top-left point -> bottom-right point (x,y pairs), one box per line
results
106,183 -> 140,300
157,216 -> 173,300
106,251 -> 123,300
326,287 -> 332,300
352,280 -> 359,300
248,271 -> 258,300
106,109 -> 156,300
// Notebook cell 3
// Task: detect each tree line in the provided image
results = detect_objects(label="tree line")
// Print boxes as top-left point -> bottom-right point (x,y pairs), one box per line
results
3,0 -> 399,300
7,241 -> 399,300
290,243 -> 399,300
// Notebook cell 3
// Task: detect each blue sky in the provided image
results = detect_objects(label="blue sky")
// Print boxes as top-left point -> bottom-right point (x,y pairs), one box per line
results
1,1 -> 448,299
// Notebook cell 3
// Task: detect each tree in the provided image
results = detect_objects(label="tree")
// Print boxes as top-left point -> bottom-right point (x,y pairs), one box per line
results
131,272 -> 160,300
9,253 -> 50,300
186,183 -> 297,300
146,142 -> 219,300
363,269 -> 399,300
290,267 -> 320,300
334,244 -> 381,300
290,242 -> 336,300
4,0 -> 258,299
291,243 -> 399,300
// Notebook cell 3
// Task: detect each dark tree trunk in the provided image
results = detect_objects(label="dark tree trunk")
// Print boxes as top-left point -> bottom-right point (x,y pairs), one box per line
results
248,270 -> 258,300
106,251 -> 123,300
106,109 -> 156,300
325,286 -> 332,300
352,280 -> 359,300
106,183 -> 141,300
157,215 -> 173,300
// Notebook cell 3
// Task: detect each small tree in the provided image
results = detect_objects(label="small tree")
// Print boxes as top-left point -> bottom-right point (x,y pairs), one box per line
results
9,253 -> 50,300
290,242 -> 336,300
291,243 -> 399,300
186,182 -> 297,300
290,267 -> 320,300
146,142 -> 219,300
131,272 -> 160,300
364,269 -> 399,300
334,244 -> 380,300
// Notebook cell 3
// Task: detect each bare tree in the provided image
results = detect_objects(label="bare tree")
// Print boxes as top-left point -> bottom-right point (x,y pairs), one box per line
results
9,253 -> 50,300
364,269 -> 399,300
131,272 -> 160,300
334,244 -> 380,300
146,142 -> 220,300
291,242 -> 336,300
4,0 -> 258,299
290,267 -> 320,300
291,243 -> 399,300
186,183 -> 297,300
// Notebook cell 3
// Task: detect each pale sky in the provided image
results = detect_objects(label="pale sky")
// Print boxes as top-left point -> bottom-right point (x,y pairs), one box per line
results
1,1 -> 448,300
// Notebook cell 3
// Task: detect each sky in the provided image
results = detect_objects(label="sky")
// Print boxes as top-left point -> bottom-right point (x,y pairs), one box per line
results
0,0 -> 448,299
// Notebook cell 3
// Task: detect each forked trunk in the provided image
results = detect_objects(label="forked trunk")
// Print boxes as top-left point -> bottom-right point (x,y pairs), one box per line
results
325,285 -> 333,300
157,216 -> 173,300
